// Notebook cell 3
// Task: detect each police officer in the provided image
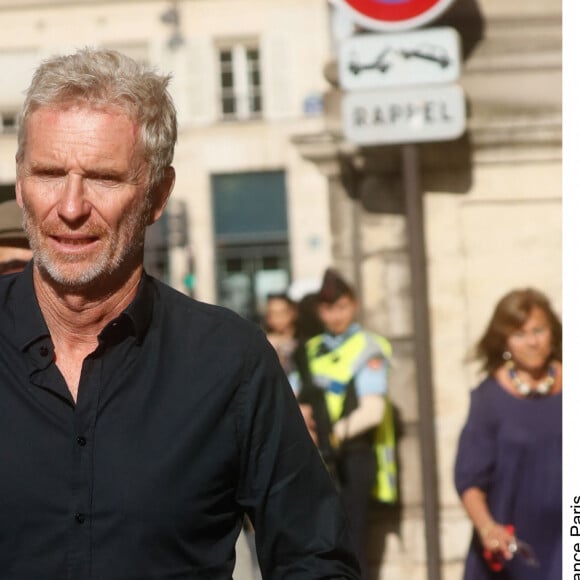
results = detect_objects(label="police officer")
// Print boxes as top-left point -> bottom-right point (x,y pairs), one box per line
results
290,268 -> 397,580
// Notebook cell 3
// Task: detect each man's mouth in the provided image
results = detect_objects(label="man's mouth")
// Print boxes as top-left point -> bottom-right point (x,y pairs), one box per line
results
54,236 -> 97,244
50,234 -> 100,249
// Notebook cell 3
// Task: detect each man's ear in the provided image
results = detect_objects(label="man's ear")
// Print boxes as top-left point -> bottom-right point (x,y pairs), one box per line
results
15,172 -> 24,209
148,166 -> 175,225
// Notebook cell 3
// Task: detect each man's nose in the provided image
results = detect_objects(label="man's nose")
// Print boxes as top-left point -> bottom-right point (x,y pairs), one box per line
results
57,174 -> 91,221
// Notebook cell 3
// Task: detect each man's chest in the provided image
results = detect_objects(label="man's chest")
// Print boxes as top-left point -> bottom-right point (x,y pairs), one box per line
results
0,344 -> 242,532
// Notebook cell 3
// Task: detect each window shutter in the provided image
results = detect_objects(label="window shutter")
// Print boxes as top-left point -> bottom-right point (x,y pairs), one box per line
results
183,38 -> 218,126
261,34 -> 294,120
151,37 -> 217,127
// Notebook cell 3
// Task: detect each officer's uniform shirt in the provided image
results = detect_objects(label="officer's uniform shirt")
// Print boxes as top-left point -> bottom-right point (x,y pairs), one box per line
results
290,323 -> 388,397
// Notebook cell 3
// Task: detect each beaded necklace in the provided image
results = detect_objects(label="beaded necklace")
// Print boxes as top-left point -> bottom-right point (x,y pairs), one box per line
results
506,360 -> 556,398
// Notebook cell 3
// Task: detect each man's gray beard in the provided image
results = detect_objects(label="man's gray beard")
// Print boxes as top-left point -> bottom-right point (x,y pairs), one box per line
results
22,202 -> 150,289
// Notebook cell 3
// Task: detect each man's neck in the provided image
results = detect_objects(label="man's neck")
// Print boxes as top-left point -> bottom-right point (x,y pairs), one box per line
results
33,265 -> 142,351
33,265 -> 143,402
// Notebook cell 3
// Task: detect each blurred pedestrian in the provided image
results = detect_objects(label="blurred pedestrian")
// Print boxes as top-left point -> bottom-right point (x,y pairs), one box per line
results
264,292 -> 319,445
0,47 -> 360,580
264,293 -> 298,375
291,268 -> 397,580
454,288 -> 562,579
0,199 -> 32,274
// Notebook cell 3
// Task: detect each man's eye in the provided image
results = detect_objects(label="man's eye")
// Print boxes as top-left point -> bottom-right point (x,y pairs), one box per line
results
91,175 -> 120,186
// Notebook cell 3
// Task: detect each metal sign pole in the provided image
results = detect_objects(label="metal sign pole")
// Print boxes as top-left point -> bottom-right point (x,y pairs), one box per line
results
401,143 -> 442,580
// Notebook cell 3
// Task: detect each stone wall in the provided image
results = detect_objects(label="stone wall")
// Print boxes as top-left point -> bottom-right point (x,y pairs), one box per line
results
294,0 -> 561,578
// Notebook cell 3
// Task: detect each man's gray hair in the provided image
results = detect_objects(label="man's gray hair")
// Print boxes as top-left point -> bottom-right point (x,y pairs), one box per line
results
16,47 -> 178,192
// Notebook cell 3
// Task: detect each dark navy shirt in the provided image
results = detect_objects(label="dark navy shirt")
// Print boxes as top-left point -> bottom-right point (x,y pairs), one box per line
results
454,377 -> 562,580
0,264 -> 359,580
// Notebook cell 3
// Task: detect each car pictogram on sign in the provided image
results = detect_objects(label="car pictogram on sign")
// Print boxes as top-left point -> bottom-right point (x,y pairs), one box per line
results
347,42 -> 451,76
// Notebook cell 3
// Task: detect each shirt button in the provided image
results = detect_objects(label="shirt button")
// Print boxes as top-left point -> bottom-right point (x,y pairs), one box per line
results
74,513 -> 86,524
77,436 -> 87,447
39,346 -> 50,357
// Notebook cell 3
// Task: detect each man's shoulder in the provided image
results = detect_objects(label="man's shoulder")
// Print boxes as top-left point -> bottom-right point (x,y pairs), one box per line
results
0,271 -> 18,293
150,277 -> 260,340
0,270 -> 30,311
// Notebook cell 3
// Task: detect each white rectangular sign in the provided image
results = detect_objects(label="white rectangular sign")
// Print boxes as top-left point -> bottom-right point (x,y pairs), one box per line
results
338,27 -> 461,91
342,84 -> 466,145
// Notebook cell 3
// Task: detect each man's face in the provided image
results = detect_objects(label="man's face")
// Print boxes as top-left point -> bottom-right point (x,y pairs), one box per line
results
16,104 -> 165,289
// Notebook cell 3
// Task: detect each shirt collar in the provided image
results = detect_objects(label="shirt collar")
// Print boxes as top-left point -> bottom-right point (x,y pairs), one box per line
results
11,261 -> 50,352
11,262 -> 155,350
322,322 -> 361,349
121,272 -> 155,345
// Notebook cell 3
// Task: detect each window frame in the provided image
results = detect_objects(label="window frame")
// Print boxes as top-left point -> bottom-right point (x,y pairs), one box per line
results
216,39 -> 263,121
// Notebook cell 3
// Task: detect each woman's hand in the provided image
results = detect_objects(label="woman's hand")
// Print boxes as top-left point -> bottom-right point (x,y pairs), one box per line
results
461,488 -> 517,562
479,522 -> 516,561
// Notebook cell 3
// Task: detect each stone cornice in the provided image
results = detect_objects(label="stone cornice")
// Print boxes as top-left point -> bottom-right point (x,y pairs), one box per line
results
292,111 -> 561,176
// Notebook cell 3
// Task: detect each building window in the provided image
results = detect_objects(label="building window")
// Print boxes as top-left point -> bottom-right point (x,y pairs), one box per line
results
215,245 -> 290,323
212,171 -> 290,321
0,112 -> 17,134
0,185 -> 16,204
218,43 -> 262,120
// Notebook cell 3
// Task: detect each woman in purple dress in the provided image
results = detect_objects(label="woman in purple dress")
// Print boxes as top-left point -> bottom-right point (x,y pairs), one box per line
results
454,288 -> 562,580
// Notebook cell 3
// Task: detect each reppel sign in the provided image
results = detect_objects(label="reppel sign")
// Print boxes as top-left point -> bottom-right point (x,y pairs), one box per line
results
334,0 -> 457,31
342,84 -> 466,145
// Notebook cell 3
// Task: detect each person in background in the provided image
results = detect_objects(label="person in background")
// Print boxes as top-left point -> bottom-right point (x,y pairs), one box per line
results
454,288 -> 562,580
264,293 -> 298,375
264,292 -> 318,445
0,199 -> 32,274
0,47 -> 360,580
291,268 -> 397,580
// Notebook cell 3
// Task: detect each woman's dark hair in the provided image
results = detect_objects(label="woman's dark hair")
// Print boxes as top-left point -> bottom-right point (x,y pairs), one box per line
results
475,287 -> 562,374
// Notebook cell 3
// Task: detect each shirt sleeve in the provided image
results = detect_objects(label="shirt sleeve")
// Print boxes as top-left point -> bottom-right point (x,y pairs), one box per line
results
454,384 -> 497,497
333,394 -> 385,441
353,356 -> 388,397
235,329 -> 360,580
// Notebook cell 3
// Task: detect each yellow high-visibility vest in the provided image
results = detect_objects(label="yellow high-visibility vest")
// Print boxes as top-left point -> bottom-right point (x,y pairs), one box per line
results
306,330 -> 398,503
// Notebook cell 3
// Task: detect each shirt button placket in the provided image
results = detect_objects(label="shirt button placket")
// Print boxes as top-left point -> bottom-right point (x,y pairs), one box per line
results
69,356 -> 100,580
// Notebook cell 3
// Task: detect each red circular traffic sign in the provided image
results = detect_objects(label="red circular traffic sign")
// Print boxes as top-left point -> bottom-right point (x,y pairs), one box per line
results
335,0 -> 457,31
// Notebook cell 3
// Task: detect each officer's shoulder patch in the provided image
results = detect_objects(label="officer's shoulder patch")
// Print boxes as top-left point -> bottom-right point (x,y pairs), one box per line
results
366,357 -> 384,370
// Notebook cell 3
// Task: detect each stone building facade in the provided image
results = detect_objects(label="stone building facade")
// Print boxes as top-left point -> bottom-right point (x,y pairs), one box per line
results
0,1 -> 561,579
294,1 -> 561,578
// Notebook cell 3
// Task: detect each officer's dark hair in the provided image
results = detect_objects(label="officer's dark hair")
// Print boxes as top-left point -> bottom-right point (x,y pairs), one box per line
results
317,268 -> 356,305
